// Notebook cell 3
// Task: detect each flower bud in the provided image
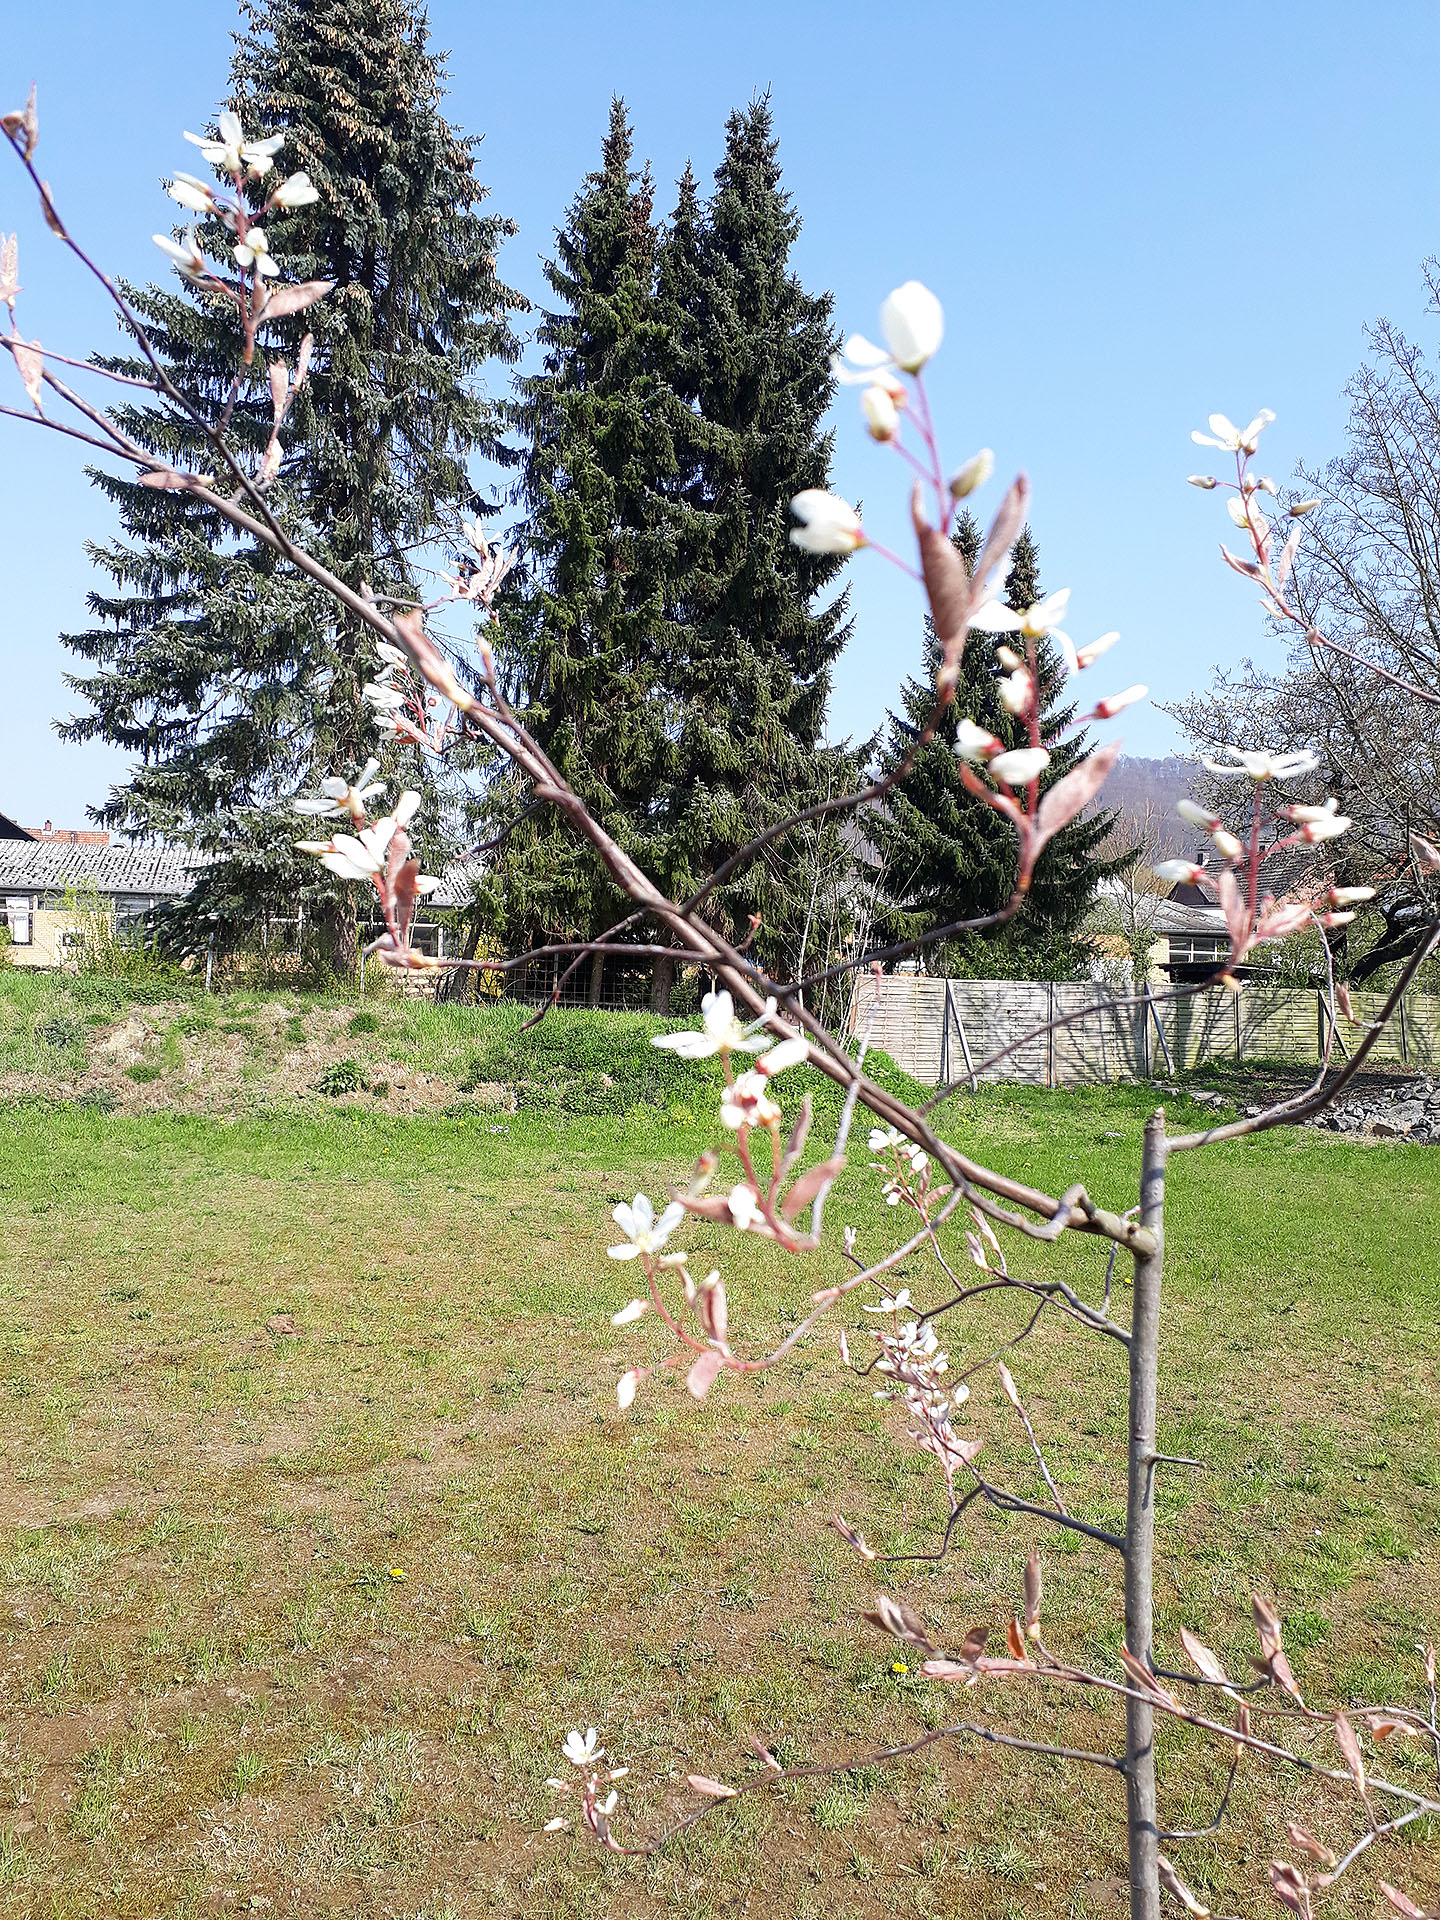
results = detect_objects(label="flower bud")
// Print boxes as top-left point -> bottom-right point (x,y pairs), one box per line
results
168,173 -> 214,213
1187,474 -> 1218,490
879,280 -> 944,372
989,746 -> 1050,787
270,170 -> 320,209
1328,885 -> 1375,906
1075,631 -> 1120,669
1211,825 -> 1244,860
1289,498 -> 1321,517
860,383 -> 900,442
996,644 -> 1024,670
1095,683 -> 1147,719
949,448 -> 994,499
1176,800 -> 1213,828
1152,859 -> 1205,885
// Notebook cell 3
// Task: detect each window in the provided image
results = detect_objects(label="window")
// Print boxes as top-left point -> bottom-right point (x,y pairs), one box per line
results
1168,933 -> 1226,965
4,897 -> 31,945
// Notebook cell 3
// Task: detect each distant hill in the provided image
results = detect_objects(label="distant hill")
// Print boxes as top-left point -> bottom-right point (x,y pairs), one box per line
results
1091,754 -> 1203,857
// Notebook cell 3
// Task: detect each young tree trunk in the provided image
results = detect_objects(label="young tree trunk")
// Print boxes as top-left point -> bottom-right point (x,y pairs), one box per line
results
324,894 -> 358,982
589,946 -> 606,1007
1125,1108 -> 1167,1920
649,953 -> 676,1014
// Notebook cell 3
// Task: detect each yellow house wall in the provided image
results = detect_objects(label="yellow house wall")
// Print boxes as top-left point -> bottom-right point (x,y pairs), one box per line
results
8,907 -> 91,969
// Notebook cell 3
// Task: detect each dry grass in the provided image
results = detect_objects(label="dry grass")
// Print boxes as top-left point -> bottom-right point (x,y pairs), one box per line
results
0,984 -> 1437,1917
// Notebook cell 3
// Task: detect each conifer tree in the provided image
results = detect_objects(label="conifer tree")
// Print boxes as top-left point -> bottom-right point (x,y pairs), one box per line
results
863,521 -> 1119,978
494,99 -> 681,999
648,98 -> 855,1005
61,0 -> 522,971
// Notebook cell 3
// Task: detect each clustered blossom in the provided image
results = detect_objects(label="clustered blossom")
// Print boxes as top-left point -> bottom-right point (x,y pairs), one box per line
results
545,1728 -> 629,1844
1152,712 -> 1363,977
868,1300 -> 980,1493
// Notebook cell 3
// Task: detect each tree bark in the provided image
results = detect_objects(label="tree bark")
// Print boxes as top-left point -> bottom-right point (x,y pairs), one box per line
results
1125,1108 -> 1167,1920
649,952 -> 676,1014
589,945 -> 606,1007
323,894 -> 358,982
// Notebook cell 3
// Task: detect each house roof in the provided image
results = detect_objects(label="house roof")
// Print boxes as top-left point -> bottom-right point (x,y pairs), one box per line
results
0,811 -> 36,841
0,839 -> 206,897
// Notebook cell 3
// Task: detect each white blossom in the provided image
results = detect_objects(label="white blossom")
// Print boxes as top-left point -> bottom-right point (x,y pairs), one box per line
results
989,746 -> 1051,787
1176,799 -> 1213,828
1190,409 -> 1275,454
789,489 -> 863,554
562,1729 -> 602,1768
727,1184 -> 761,1230
616,1369 -> 641,1410
867,1125 -> 902,1153
610,1298 -> 649,1326
185,111 -> 285,178
234,227 -> 280,279
720,1072 -> 781,1131
608,1193 -> 686,1263
1201,747 -> 1320,783
1152,859 -> 1205,885
1330,885 -> 1375,906
294,758 -> 383,818
651,989 -> 775,1059
863,1288 -> 914,1314
880,281 -> 944,372
971,586 -> 1071,644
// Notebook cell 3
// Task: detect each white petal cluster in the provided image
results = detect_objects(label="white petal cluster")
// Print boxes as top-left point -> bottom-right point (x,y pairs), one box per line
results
989,746 -> 1050,788
971,586 -> 1071,643
294,756 -> 384,819
184,110 -> 285,179
651,989 -> 774,1059
562,1728 -> 602,1767
1201,748 -> 1321,783
270,171 -> 319,209
608,1193 -> 686,1263
234,227 -> 280,278
720,1071 -> 782,1132
1191,408 -> 1275,454
789,489 -> 863,555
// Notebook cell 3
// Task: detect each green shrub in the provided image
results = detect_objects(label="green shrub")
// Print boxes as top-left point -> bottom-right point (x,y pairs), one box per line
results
316,1058 -> 367,1097
348,1010 -> 380,1036
124,1063 -> 161,1084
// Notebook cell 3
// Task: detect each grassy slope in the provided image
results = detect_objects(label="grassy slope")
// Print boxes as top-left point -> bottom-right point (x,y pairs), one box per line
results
0,987 -> 1437,1916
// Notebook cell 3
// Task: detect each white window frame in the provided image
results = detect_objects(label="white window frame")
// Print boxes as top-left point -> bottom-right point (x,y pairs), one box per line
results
5,896 -> 32,945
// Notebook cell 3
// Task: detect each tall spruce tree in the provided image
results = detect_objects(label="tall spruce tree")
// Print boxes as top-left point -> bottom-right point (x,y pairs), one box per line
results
495,99 -> 680,999
647,98 -> 855,1005
61,0 -> 522,970
862,521 -> 1119,978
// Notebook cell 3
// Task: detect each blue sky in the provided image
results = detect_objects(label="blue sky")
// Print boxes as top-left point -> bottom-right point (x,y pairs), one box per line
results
4,1 -> 1439,825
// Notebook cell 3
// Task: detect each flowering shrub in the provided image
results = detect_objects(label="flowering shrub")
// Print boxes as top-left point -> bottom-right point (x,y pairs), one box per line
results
3,90 -> 1438,1920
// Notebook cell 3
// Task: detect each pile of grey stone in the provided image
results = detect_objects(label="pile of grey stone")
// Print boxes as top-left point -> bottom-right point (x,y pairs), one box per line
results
1293,1077 -> 1440,1141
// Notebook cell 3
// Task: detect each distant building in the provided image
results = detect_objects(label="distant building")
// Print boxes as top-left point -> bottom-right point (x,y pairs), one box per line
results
0,839 -> 205,968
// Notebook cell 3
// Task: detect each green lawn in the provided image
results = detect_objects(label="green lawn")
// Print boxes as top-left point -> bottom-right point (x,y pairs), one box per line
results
0,1012 -> 1438,1916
